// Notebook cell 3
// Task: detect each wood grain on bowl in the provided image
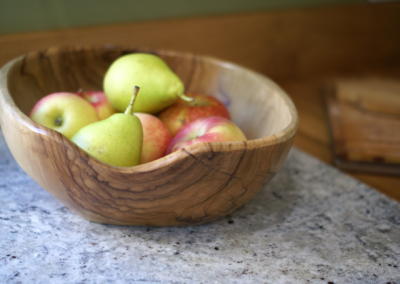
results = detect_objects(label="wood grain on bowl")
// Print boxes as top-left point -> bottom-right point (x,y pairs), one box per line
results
0,46 -> 297,226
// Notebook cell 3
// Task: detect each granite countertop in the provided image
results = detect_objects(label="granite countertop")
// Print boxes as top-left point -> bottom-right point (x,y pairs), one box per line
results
0,133 -> 399,284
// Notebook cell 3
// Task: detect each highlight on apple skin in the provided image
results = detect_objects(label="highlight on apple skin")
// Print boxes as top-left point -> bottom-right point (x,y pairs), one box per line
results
166,116 -> 246,154
159,94 -> 230,136
30,92 -> 99,139
135,113 -> 172,163
78,90 -> 116,120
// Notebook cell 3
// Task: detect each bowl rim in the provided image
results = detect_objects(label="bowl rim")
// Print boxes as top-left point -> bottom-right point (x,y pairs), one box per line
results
0,45 -> 298,173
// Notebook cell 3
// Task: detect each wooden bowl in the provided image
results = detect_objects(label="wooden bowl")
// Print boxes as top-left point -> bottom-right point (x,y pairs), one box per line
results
0,46 -> 298,226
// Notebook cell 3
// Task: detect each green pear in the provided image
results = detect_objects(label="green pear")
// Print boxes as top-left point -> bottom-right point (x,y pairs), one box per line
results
103,53 -> 191,114
71,86 -> 143,167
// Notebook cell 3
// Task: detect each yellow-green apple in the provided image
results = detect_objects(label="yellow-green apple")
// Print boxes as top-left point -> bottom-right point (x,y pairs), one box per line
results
166,116 -> 246,154
135,113 -> 172,163
30,92 -> 98,139
78,90 -> 116,120
159,94 -> 230,136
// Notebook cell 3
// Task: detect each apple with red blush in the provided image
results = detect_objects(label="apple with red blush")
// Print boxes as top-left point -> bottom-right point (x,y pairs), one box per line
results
30,92 -> 98,139
166,116 -> 246,153
135,113 -> 172,163
159,94 -> 230,136
78,90 -> 116,120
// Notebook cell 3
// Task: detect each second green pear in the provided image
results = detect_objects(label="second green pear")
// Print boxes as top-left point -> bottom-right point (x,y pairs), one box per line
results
103,53 -> 184,113
71,87 -> 143,167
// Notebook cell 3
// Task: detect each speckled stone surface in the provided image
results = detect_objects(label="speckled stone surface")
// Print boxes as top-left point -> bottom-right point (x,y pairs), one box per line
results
0,133 -> 399,284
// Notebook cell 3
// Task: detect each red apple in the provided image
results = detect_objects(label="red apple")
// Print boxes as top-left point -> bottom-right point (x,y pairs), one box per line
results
30,92 -> 98,139
78,90 -> 116,120
166,116 -> 246,154
159,94 -> 230,136
135,113 -> 172,163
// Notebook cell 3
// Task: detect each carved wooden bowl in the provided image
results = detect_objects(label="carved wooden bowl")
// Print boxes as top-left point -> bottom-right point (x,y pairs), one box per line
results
0,46 -> 298,226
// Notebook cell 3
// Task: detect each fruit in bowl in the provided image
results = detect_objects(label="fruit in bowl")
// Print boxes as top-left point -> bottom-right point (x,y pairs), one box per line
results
0,46 -> 297,226
71,87 -> 143,167
135,112 -> 172,164
77,90 -> 115,120
30,92 -> 98,139
159,93 -> 230,136
103,53 -> 192,113
167,116 -> 246,154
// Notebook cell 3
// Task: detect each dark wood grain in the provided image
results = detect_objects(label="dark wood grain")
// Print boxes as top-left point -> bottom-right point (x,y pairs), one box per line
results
0,46 -> 297,226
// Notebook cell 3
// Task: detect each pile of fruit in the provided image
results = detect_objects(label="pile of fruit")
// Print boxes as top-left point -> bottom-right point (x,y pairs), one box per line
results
30,53 -> 247,167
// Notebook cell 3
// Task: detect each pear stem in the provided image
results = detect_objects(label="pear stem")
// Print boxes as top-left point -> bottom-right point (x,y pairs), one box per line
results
124,86 -> 140,115
178,93 -> 194,103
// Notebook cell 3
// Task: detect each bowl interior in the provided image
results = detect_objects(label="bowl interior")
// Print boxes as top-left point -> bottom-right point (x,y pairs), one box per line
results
7,46 -> 294,140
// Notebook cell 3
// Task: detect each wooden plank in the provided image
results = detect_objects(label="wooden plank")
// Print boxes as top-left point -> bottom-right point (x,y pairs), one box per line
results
324,78 -> 400,175
282,80 -> 400,201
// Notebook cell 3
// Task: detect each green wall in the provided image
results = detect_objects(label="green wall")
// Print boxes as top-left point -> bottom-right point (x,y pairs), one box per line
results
0,0 -> 361,35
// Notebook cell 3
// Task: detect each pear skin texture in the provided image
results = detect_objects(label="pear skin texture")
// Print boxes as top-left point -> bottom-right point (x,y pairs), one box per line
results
71,113 -> 143,167
103,53 -> 184,114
